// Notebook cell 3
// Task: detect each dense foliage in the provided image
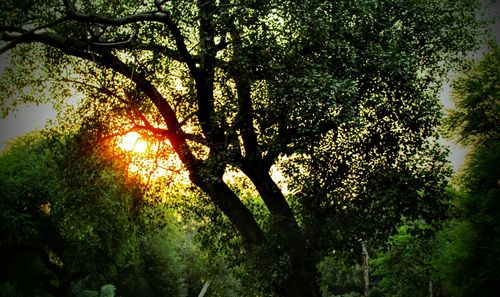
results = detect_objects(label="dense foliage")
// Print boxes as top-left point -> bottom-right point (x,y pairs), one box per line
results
0,131 -> 138,296
0,0 -> 489,296
372,219 -> 440,297
0,131 -> 246,297
371,42 -> 500,297
437,42 -> 500,296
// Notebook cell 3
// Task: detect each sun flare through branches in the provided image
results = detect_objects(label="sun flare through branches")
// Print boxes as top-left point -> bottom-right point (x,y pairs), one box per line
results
118,132 -> 148,153
114,131 -> 187,187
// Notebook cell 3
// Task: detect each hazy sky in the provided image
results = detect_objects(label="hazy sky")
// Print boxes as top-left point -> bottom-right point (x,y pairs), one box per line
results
0,102 -> 57,151
0,1 -> 498,173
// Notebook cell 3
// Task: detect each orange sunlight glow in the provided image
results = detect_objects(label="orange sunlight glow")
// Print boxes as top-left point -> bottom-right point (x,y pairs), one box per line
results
115,131 -> 188,188
119,132 -> 148,153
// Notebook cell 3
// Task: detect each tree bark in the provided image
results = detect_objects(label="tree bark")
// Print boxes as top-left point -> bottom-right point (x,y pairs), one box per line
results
191,173 -> 265,248
239,164 -> 319,297
362,242 -> 370,297
241,163 -> 297,223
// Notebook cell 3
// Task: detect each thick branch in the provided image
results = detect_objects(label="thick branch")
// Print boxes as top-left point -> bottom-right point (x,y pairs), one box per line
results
192,176 -> 265,248
153,1 -> 199,77
227,23 -> 260,159
194,0 -> 226,147
93,40 -> 189,62
0,17 -> 69,54
62,0 -> 199,75
240,162 -> 297,225
235,70 -> 260,160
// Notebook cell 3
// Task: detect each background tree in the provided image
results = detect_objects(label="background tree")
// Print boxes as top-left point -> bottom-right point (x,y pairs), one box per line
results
371,219 -> 442,297
0,131 -> 140,296
365,41 -> 500,297
436,41 -> 500,296
0,1 -> 485,295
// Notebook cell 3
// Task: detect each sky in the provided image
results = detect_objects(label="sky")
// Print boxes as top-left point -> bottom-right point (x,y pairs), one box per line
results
0,52 -> 58,151
0,1 -> 498,173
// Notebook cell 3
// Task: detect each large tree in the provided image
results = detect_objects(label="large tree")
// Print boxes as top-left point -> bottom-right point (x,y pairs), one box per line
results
0,0 -> 484,295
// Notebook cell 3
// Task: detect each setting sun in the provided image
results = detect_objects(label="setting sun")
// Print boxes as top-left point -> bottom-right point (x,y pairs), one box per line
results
114,131 -> 187,184
119,132 -> 148,153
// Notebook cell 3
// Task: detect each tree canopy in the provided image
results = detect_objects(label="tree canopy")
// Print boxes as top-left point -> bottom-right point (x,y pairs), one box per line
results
0,1 -> 486,296
445,41 -> 500,147
370,41 -> 500,297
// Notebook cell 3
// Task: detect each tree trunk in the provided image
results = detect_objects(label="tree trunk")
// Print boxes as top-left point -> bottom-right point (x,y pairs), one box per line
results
192,174 -> 265,248
192,164 -> 319,296
193,3 -> 319,295
239,165 -> 320,297
362,242 -> 370,297
279,248 -> 320,297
